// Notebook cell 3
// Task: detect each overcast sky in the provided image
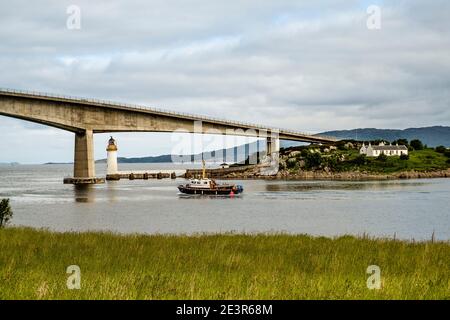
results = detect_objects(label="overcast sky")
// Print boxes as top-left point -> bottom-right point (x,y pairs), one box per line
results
1,0 -> 449,163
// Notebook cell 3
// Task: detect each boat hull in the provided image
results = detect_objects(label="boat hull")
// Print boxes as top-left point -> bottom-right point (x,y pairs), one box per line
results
178,185 -> 243,195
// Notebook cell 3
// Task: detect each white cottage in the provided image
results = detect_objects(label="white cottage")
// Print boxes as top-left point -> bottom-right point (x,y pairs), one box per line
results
360,142 -> 408,157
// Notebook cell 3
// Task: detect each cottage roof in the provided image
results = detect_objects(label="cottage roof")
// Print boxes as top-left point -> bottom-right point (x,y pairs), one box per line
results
371,145 -> 408,151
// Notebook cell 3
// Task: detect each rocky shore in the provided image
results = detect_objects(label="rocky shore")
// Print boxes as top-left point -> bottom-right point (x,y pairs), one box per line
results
275,168 -> 450,180
215,166 -> 450,181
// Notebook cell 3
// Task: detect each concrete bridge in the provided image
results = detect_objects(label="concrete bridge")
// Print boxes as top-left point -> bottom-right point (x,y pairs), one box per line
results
0,88 -> 337,183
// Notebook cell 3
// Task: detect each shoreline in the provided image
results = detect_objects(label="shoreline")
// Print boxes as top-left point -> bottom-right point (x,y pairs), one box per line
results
212,168 -> 450,181
6,226 -> 448,243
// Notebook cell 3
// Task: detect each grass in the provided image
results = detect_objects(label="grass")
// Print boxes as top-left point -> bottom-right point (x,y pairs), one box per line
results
403,149 -> 449,171
359,149 -> 449,173
0,228 -> 449,300
288,148 -> 450,174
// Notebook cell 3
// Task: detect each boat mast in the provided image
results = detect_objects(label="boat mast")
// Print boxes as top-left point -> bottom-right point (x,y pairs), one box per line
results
202,159 -> 206,179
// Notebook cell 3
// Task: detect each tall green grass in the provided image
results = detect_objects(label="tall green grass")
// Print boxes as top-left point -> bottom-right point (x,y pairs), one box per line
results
0,228 -> 448,299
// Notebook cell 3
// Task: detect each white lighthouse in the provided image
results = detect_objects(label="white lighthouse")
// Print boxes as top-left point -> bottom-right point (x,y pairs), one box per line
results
106,136 -> 118,175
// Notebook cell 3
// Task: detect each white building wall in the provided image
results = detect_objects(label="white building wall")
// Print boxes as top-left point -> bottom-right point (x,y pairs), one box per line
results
362,147 -> 408,157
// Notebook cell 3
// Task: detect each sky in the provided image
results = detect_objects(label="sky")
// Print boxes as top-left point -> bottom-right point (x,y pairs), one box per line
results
0,0 -> 449,163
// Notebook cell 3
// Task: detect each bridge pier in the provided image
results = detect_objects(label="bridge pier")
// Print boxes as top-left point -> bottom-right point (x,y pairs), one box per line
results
259,135 -> 280,176
63,129 -> 105,185
266,136 -> 280,158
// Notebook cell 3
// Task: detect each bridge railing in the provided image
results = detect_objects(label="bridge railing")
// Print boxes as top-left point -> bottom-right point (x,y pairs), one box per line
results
0,87 -> 337,141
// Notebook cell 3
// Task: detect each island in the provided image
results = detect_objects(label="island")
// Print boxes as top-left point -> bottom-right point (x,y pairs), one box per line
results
210,139 -> 450,180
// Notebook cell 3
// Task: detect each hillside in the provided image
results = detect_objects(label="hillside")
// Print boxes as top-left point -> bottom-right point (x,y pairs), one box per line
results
319,126 -> 450,147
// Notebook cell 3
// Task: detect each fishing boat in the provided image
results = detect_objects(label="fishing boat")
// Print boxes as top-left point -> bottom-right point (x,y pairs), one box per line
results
178,161 -> 243,195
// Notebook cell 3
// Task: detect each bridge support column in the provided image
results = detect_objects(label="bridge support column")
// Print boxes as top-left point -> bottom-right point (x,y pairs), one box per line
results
259,135 -> 280,176
74,129 -> 95,178
64,129 -> 104,184
266,137 -> 279,157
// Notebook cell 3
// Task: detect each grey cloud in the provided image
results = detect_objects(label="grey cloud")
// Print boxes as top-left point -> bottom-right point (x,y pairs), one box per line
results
0,0 -> 449,162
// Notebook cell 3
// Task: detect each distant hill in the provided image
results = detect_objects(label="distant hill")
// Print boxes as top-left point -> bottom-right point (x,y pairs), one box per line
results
96,141 -> 263,164
93,126 -> 449,164
96,154 -> 173,164
319,126 -> 450,147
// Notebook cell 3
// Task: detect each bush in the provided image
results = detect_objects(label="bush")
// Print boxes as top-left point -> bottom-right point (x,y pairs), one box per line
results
400,154 -> 409,160
410,139 -> 423,150
377,153 -> 388,162
353,154 -> 367,165
286,158 -> 297,169
443,150 -> 450,158
0,199 -> 13,228
305,152 -> 322,169
325,156 -> 339,171
300,149 -> 309,158
336,141 -> 348,151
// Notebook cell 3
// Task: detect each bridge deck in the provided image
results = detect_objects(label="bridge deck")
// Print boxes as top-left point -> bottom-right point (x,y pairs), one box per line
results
0,88 -> 336,143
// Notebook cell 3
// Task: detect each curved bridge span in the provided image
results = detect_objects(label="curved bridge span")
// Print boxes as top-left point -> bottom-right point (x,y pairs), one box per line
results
0,88 -> 337,182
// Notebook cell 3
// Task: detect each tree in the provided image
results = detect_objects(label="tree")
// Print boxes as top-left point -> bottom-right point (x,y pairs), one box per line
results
410,139 -> 423,150
0,198 -> 13,228
372,139 -> 389,146
435,146 -> 446,153
392,139 -> 409,147
300,148 -> 309,158
305,152 -> 322,169
336,141 -> 347,151
377,153 -> 388,162
400,154 -> 409,160
353,154 -> 367,165
325,156 -> 339,171
286,158 -> 297,169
